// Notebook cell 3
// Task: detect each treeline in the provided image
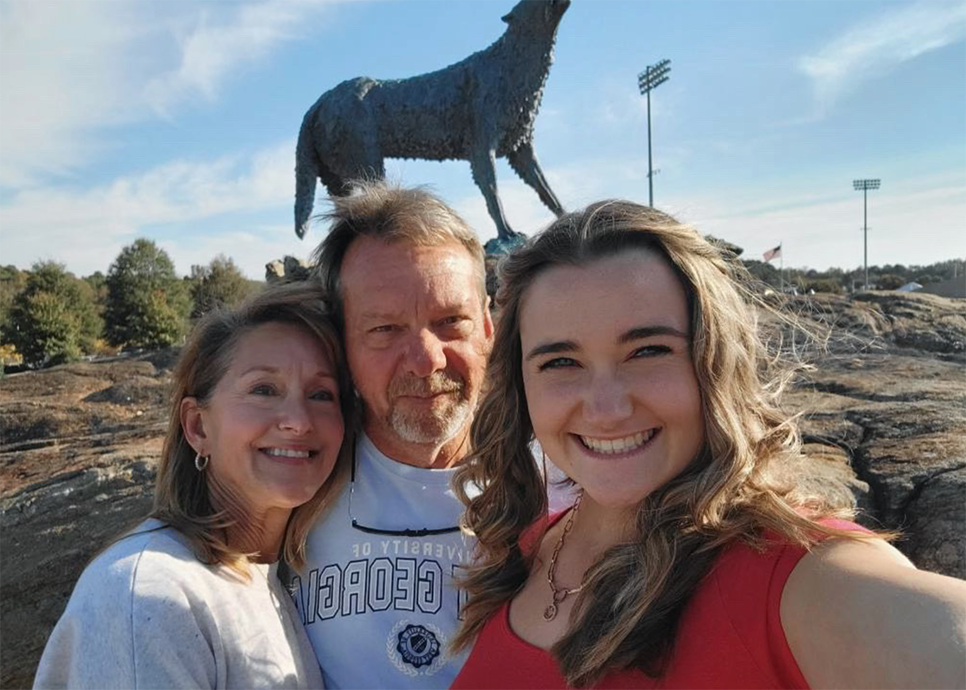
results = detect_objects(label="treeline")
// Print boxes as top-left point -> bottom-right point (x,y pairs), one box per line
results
0,239 -> 262,370
2,236 -> 963,370
742,257 -> 965,293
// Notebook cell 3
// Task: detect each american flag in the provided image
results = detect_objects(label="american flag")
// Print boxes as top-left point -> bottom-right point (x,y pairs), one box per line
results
762,244 -> 782,262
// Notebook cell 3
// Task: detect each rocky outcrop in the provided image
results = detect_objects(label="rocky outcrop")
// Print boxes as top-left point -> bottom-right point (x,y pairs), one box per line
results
1,356 -> 169,689
0,292 -> 963,688
265,255 -> 312,283
784,292 -> 965,575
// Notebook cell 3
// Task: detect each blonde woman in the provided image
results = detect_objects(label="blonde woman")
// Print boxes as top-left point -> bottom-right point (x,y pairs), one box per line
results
451,201 -> 966,689
35,282 -> 355,689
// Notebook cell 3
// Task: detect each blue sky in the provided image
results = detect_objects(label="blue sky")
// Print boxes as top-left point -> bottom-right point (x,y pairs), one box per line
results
1,0 -> 964,279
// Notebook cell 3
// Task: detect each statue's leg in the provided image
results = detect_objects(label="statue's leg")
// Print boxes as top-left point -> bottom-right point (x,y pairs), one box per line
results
355,141 -> 386,182
320,169 -> 348,197
470,149 -> 516,240
507,141 -> 565,217
333,115 -> 385,192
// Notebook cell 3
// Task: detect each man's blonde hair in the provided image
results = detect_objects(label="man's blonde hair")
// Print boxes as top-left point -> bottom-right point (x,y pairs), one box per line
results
310,179 -> 487,329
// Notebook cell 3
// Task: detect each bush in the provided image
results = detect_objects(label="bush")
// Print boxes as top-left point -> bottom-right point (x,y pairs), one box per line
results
0,265 -> 28,335
0,343 -> 21,367
105,239 -> 191,349
188,255 -> 259,318
804,279 -> 843,294
2,262 -> 103,367
877,274 -> 905,290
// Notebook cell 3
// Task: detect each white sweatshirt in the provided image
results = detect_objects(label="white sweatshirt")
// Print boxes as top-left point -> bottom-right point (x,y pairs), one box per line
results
33,520 -> 323,690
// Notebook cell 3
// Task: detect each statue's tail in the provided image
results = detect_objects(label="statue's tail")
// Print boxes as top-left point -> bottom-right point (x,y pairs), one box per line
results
294,109 -> 319,239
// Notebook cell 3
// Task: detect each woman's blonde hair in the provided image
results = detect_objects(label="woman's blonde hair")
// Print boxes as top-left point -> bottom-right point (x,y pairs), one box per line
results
453,200 -> 871,686
151,280 -> 357,576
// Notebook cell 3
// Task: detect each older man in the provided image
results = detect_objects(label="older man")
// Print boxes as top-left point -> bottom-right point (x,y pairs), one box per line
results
285,181 -> 493,689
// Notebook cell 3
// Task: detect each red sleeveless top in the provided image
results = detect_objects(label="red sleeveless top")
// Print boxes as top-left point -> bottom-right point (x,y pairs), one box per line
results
451,514 -> 858,689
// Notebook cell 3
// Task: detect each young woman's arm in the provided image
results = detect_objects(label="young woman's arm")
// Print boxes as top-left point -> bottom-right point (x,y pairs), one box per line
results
781,537 -> 966,690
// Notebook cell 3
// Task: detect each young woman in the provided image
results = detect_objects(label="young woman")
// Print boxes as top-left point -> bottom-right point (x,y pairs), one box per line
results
451,201 -> 966,689
35,281 -> 356,689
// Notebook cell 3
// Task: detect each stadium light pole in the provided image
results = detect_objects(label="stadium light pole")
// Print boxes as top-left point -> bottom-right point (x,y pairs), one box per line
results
853,178 -> 880,290
639,59 -> 671,207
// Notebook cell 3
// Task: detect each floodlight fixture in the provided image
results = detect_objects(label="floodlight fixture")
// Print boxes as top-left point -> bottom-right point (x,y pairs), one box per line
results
852,178 -> 881,290
638,59 -> 672,207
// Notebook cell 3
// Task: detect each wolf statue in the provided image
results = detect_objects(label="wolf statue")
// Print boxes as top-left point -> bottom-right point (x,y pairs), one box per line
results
294,0 -> 570,243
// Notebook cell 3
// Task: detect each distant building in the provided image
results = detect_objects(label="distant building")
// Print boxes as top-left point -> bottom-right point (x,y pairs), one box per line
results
920,274 -> 966,299
897,282 -> 923,293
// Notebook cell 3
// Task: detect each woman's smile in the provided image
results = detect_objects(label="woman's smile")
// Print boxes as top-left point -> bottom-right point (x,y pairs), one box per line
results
520,249 -> 705,510
575,428 -> 660,456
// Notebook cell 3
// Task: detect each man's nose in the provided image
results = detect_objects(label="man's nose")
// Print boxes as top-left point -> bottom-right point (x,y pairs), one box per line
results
404,329 -> 447,378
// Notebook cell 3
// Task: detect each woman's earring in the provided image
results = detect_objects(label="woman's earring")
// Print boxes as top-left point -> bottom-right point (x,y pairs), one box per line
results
194,452 -> 209,472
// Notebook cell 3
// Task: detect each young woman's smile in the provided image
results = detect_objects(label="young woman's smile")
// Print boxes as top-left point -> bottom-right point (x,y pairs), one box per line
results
519,249 -> 705,510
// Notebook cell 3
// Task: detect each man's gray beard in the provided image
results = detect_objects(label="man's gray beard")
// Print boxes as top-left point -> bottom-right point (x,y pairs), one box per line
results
387,395 -> 472,445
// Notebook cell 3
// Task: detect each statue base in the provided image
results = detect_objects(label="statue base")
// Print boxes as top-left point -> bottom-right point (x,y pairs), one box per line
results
484,234 -> 528,257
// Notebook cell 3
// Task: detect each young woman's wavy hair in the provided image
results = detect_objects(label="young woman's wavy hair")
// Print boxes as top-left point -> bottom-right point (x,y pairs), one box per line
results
452,200 -> 869,686
151,280 -> 357,576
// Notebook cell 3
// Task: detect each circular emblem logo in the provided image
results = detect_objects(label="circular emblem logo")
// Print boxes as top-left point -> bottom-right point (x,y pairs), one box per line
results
396,624 -> 441,669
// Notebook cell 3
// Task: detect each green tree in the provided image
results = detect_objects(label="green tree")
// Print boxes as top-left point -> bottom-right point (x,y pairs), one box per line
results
2,261 -> 103,366
0,265 -> 29,337
105,239 -> 191,349
188,255 -> 259,318
805,278 -> 843,294
877,274 -> 905,290
916,273 -> 942,286
83,271 -> 108,307
743,259 -> 781,287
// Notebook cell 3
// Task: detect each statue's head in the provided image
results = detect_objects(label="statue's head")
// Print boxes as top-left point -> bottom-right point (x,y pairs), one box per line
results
502,0 -> 570,31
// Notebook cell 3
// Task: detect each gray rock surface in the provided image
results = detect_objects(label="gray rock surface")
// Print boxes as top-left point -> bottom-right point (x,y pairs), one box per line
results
1,356 -> 168,689
265,255 -> 312,283
1,292 -> 963,688
784,292 -> 966,575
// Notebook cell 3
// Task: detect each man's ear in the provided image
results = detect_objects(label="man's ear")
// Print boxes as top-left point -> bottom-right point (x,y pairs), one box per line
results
483,296 -> 495,346
180,397 -> 209,455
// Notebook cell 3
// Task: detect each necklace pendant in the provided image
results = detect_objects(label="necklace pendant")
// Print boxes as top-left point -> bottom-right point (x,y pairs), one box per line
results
543,603 -> 558,621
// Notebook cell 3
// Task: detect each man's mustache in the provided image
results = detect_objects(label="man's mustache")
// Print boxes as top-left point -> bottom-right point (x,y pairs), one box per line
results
389,372 -> 464,397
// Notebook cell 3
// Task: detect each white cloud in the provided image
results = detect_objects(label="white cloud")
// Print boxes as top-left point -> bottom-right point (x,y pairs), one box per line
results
0,1 -> 145,187
0,0 -> 340,189
144,0 -> 338,116
160,223 -> 317,281
598,89 -> 648,125
0,141 -> 308,278
594,80 -> 675,127
798,1 -> 966,117
673,177 -> 966,270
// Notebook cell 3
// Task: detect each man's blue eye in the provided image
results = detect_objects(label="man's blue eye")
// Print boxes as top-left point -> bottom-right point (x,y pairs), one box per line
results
251,384 -> 276,395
